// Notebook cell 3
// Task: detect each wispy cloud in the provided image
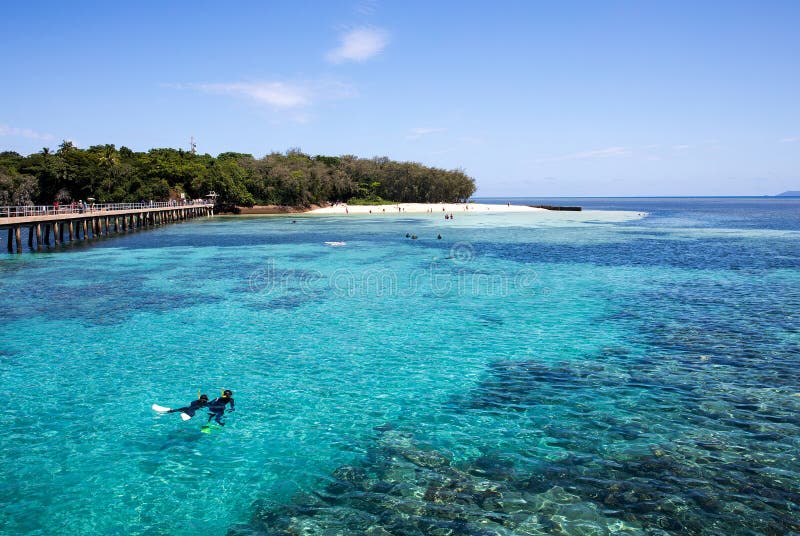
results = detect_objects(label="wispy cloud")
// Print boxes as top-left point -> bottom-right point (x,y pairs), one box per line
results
354,0 -> 379,15
326,27 -> 389,63
537,146 -> 633,164
0,124 -> 54,141
407,127 -> 446,140
168,80 -> 355,118
189,82 -> 312,109
780,136 -> 799,143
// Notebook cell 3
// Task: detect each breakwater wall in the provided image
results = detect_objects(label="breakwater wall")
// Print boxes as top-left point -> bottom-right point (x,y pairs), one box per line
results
531,205 -> 582,211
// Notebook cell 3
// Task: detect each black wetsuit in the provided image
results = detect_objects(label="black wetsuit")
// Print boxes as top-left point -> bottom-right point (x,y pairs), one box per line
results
207,395 -> 235,424
168,399 -> 207,417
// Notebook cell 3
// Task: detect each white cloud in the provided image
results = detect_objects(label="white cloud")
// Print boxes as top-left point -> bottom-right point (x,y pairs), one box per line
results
170,80 -> 356,119
537,146 -> 633,164
780,136 -> 799,143
195,82 -> 311,109
672,144 -> 691,151
0,124 -> 54,141
354,0 -> 378,15
327,27 -> 389,63
407,127 -> 446,140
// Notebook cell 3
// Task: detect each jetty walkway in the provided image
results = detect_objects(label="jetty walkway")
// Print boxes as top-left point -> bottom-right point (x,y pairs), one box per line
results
0,201 -> 214,253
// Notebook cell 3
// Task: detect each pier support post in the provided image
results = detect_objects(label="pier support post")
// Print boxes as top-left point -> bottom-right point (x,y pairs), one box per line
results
35,224 -> 42,249
28,226 -> 34,249
83,219 -> 89,239
7,228 -> 13,252
69,221 -> 74,242
53,222 -> 60,246
44,224 -> 51,246
15,226 -> 22,253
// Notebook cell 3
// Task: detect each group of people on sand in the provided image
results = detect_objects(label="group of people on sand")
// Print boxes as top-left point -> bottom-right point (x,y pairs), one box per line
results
168,389 -> 235,425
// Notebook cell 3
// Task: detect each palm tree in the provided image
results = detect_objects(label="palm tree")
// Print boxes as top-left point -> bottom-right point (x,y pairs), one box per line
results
98,144 -> 119,199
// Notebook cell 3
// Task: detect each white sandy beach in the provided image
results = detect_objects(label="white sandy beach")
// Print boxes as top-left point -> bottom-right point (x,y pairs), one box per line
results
307,202 -> 546,215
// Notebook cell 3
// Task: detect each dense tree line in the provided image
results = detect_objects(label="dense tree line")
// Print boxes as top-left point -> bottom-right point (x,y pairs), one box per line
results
0,143 -> 476,206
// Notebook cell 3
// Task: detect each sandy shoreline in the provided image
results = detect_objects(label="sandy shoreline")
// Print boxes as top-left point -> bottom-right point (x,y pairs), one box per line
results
306,202 -> 545,215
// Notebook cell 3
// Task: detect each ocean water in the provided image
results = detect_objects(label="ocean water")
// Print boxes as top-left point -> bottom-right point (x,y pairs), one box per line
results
0,198 -> 798,535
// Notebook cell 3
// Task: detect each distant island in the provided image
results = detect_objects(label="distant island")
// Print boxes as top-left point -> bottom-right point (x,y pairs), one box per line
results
777,191 -> 800,197
0,143 -> 476,207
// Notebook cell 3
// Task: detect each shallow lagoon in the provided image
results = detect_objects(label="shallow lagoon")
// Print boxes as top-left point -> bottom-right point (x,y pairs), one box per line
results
1,199 -> 798,535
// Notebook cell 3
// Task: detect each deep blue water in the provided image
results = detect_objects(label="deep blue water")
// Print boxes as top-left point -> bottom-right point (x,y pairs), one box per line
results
1,198 -> 798,535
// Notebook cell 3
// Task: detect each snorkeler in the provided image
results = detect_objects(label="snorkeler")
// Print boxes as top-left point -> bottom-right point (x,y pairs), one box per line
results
167,394 -> 209,418
207,389 -> 235,425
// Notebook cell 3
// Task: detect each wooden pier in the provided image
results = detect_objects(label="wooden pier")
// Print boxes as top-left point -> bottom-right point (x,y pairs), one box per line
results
0,202 -> 214,253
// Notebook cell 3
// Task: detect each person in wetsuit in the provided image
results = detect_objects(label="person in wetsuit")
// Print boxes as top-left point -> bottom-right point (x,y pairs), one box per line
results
207,390 -> 235,425
168,394 -> 209,417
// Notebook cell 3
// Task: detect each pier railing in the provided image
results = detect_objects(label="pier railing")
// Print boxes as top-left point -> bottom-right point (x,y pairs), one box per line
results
0,200 -> 213,218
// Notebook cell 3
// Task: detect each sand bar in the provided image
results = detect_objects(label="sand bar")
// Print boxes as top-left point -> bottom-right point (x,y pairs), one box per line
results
306,202 -> 546,215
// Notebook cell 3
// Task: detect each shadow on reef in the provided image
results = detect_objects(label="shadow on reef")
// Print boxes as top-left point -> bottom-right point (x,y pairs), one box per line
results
228,426 -> 646,536
228,354 -> 800,535
229,423 -> 799,535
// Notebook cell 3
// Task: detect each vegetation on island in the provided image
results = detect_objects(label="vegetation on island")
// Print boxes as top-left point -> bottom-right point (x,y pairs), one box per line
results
0,143 -> 476,207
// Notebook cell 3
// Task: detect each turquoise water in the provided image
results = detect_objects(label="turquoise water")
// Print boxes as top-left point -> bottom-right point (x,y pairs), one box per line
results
1,199 -> 799,535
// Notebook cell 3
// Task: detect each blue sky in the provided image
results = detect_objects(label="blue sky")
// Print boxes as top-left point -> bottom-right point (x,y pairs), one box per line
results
1,1 -> 798,196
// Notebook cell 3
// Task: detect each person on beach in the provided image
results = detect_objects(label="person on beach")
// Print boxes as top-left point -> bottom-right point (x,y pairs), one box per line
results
207,390 -> 235,425
168,394 -> 209,417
